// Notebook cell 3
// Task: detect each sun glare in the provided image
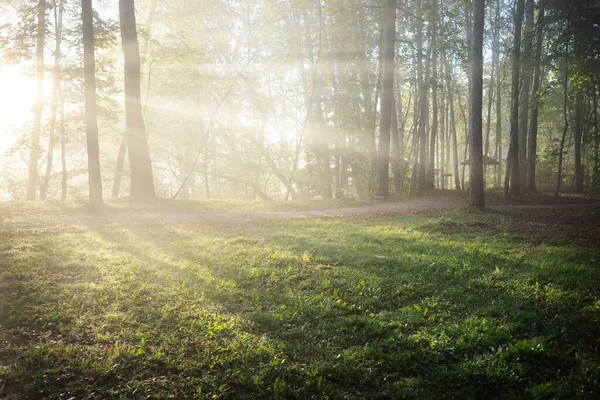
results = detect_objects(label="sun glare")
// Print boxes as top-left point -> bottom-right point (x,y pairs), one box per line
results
0,65 -> 35,152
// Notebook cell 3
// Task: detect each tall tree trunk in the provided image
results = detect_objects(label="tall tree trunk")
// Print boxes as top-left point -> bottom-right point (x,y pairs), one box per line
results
555,15 -> 570,197
574,92 -> 584,193
593,92 -> 599,175
486,0 -> 501,157
525,1 -> 544,193
112,136 -> 127,198
416,0 -> 428,189
112,1 -> 159,199
391,94 -> 402,195
120,0 -> 155,199
40,0 -> 63,200
375,0 -> 396,198
27,0 -> 46,201
469,0 -> 485,208
82,0 -> 103,209
60,85 -> 67,200
448,69 -> 461,190
518,0 -> 535,187
505,0 -> 525,196
495,62 -> 504,188
428,0 -> 439,189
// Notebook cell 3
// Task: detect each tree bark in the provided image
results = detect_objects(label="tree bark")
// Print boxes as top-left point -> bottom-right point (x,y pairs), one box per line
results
120,0 -> 155,199
518,0 -> 535,188
505,0 -> 525,196
428,0 -> 439,189
574,92 -> 584,193
82,0 -> 104,209
27,0 -> 46,201
416,0 -> 428,190
555,15 -> 570,197
469,0 -> 485,208
525,1 -> 544,193
40,0 -> 63,200
375,0 -> 396,198
60,84 -> 67,201
448,68 -> 461,190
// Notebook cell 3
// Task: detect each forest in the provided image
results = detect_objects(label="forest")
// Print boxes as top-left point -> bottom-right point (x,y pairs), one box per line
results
0,0 -> 600,398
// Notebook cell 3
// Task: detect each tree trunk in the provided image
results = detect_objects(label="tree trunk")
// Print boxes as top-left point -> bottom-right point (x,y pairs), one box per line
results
486,0 -> 501,157
428,0 -> 439,189
60,88 -> 67,200
112,136 -> 127,198
27,0 -> 46,201
391,94 -> 402,195
427,0 -> 439,189
40,0 -> 63,200
518,0 -> 535,188
448,69 -> 461,190
469,0 -> 485,208
120,0 -> 155,199
416,0 -> 428,190
525,1 -> 544,193
555,15 -> 570,197
375,0 -> 396,198
505,0 -> 525,196
82,0 -> 104,209
574,92 -> 584,193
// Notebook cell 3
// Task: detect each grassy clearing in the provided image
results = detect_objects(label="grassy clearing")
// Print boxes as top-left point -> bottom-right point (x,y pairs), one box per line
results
1,205 -> 599,399
0,197 -> 380,219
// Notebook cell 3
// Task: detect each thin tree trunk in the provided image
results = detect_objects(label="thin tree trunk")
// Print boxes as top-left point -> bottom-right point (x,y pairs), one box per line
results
448,69 -> 461,190
574,92 -> 584,193
112,136 -> 127,198
416,0 -> 428,190
525,1 -> 544,193
555,16 -> 570,197
469,0 -> 485,208
505,0 -> 525,196
27,0 -> 46,201
40,0 -> 63,200
82,0 -> 103,209
375,0 -> 396,198
60,87 -> 67,200
486,0 -> 501,157
391,94 -> 402,194
427,0 -> 439,189
120,0 -> 155,199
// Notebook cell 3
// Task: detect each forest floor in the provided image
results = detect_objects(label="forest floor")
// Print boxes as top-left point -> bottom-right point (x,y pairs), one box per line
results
1,192 -> 600,399
0,189 -> 597,230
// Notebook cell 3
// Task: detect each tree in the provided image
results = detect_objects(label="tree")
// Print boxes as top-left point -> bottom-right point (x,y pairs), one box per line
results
375,0 -> 396,198
555,10 -> 570,197
525,0 -> 545,193
26,0 -> 45,201
40,0 -> 64,201
120,0 -> 156,199
518,0 -> 535,188
469,0 -> 485,208
505,0 -> 525,196
574,92 -> 584,192
82,0 -> 103,209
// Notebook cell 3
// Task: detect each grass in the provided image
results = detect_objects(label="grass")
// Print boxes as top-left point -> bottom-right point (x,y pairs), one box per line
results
1,203 -> 599,399
0,197 -> 380,219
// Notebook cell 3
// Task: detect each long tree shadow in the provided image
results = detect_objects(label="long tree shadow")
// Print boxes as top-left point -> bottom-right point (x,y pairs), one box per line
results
2,216 -> 599,399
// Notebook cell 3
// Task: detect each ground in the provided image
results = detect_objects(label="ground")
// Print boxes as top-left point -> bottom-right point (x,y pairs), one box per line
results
1,192 -> 599,399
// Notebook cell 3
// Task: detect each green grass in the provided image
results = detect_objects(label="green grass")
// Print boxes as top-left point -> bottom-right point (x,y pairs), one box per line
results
0,197 -> 380,219
1,205 -> 599,399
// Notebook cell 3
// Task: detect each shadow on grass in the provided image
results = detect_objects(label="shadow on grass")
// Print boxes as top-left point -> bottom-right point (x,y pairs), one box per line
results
1,215 -> 600,399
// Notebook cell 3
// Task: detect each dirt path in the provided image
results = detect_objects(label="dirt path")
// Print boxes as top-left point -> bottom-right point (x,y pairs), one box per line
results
1,193 -> 596,231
